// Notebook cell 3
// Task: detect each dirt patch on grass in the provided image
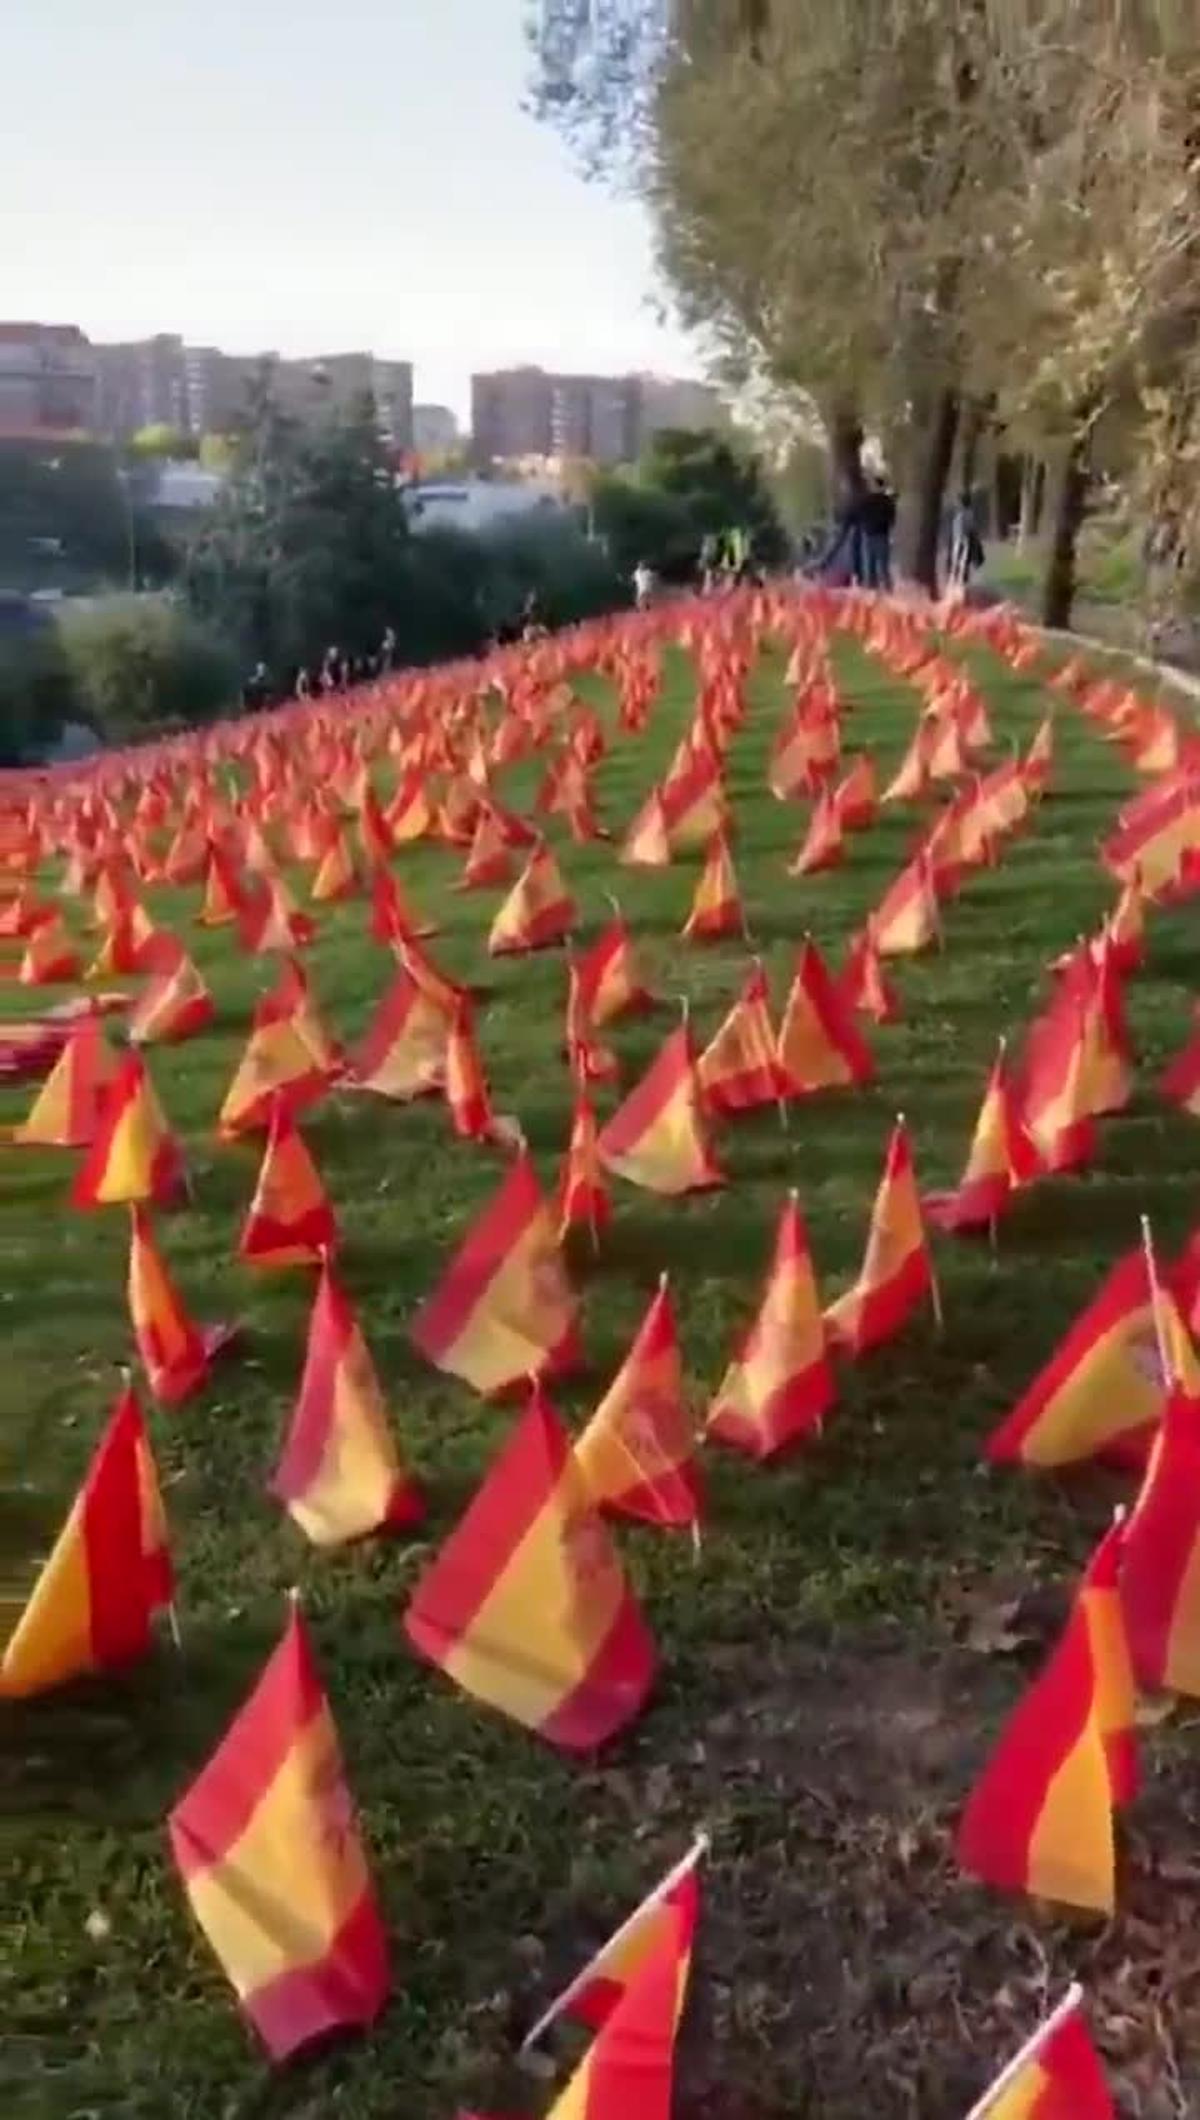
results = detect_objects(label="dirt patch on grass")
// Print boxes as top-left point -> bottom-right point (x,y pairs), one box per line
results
506,1628 -> 1200,2120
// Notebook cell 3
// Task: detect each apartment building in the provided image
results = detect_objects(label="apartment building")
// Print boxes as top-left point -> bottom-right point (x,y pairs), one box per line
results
0,323 -> 97,437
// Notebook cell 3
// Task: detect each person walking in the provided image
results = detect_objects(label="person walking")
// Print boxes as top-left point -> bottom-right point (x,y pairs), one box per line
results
949,491 -> 985,592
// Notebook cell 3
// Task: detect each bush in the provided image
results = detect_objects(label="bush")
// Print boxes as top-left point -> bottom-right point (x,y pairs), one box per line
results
58,594 -> 239,741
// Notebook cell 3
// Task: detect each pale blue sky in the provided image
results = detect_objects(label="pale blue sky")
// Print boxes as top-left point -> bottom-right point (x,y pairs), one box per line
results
4,0 -> 701,420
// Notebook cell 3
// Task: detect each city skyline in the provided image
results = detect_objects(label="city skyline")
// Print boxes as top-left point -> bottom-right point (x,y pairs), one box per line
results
3,2 -> 705,424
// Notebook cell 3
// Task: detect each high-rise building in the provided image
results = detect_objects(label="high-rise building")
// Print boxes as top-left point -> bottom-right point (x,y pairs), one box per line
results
183,346 -> 266,435
471,368 -> 555,462
0,324 -> 97,437
94,335 -> 188,439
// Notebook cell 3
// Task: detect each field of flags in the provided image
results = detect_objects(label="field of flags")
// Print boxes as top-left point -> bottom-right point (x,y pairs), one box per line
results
5,581 -> 1200,2113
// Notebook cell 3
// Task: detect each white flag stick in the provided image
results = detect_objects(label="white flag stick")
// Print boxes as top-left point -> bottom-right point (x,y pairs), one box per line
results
964,1985 -> 1083,2120
520,1830 -> 710,2054
1140,1213 -> 1174,1387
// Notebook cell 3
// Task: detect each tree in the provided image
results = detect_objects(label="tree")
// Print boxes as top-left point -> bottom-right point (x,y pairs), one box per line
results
129,424 -> 196,461
593,424 -> 786,580
58,595 -> 238,742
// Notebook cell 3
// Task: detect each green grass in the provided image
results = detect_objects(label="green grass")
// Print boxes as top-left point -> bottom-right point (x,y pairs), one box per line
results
3,633 -> 1199,2116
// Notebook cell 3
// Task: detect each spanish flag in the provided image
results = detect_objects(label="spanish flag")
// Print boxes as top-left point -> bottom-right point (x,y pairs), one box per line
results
1079,1514 -> 1138,1805
620,789 -> 672,868
660,748 -> 726,853
697,961 -> 790,1117
410,1151 -> 581,1396
445,1000 -> 519,1148
457,806 -> 513,890
10,1011 -> 116,1148
368,862 -> 437,943
825,1119 -> 935,1355
575,914 -> 653,1025
559,1088 -> 611,1244
357,785 -> 393,869
73,1052 -> 187,1208
1018,1002 -> 1097,1174
522,1834 -> 704,2046
776,937 -> 874,1094
216,1020 -> 329,1140
787,789 -> 844,876
129,1204 -> 233,1405
1121,1381 -> 1200,1696
965,1985 -> 1113,2119
240,1103 -> 337,1268
838,926 -> 901,1025
270,1258 -> 423,1543
707,1191 -> 834,1459
984,1251 -> 1198,1469
682,832 -> 746,942
1022,712 -> 1056,798
489,842 -> 575,955
310,825 -> 359,903
598,1023 -> 723,1197
127,942 -> 215,1047
385,770 -> 434,845
881,722 -> 933,805
258,955 -> 343,1074
537,1892 -> 686,2120
84,899 -> 157,980
925,1041 -> 1041,1235
0,1387 -> 167,1699
575,1277 -> 701,1531
168,1603 -> 389,2059
956,1549 -> 1119,1914
832,751 -> 878,832
18,913 -> 81,985
197,838 -> 247,926
872,853 -> 940,956
238,874 -> 315,953
403,1385 -> 655,1748
349,968 -> 448,1101
565,956 -> 619,1087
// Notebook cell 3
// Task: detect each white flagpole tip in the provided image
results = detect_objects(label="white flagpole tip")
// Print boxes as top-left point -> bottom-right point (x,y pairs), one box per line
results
658,1270 -> 670,1291
286,1584 -> 302,1606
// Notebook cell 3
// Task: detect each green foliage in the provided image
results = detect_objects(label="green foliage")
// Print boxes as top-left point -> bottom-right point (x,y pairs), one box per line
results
57,595 -> 238,742
129,424 -> 196,461
593,425 -> 787,580
0,439 -> 132,593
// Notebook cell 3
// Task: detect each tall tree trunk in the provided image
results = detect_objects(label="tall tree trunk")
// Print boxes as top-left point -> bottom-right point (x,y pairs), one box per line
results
897,388 -> 960,593
824,400 -> 866,507
1018,456 -> 1044,547
1040,435 -> 1090,629
957,397 -> 987,495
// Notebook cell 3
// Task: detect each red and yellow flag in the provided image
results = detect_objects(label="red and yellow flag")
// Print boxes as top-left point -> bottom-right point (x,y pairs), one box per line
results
258,955 -> 343,1073
0,1387 -> 167,1699
523,1838 -> 703,2046
697,961 -> 791,1116
271,1258 -> 422,1542
620,788 -> 673,868
838,925 -> 901,1025
966,1986 -> 1113,2119
411,1151 -> 581,1395
871,854 -> 940,956
1078,1515 -> 1138,1806
84,899 -> 157,980
956,1555 -> 1120,1914
310,825 -> 359,903
168,1603 -> 389,2059
127,942 -> 215,1046
575,1277 -> 701,1530
240,1103 -> 337,1268
489,842 -> 575,955
539,1893 -> 686,2120
368,862 -> 437,944
831,751 -> 878,832
72,1051 -> 187,1208
10,1011 -> 117,1147
776,936 -> 874,1094
597,1023 -> 723,1196
457,806 -> 513,890
559,1088 -> 611,1244
707,1191 -> 834,1459
349,967 -> 448,1101
574,915 -> 653,1025
787,789 -> 844,876
129,1203 -> 233,1405
1021,713 -> 1056,798
18,912 -> 81,985
925,1041 -> 1041,1235
1121,1381 -> 1200,1696
445,1000 -> 518,1147
984,1251 -> 1198,1469
825,1119 -> 934,1355
217,1020 -> 329,1140
404,1386 -> 656,1748
681,832 -> 745,941
239,874 -> 315,953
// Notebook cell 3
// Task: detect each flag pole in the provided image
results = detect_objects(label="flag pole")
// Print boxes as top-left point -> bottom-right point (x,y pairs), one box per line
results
963,1986 -> 1083,2120
1140,1214 -> 1174,1386
519,1830 -> 711,2054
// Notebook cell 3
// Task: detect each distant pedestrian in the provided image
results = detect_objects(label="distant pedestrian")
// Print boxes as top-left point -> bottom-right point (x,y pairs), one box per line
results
633,560 -> 657,610
813,485 -> 867,585
379,624 -> 396,674
860,477 -> 896,591
949,491 -> 985,591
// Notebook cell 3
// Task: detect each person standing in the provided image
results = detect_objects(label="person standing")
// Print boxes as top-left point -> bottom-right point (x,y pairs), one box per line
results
949,491 -> 985,591
860,477 -> 896,590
